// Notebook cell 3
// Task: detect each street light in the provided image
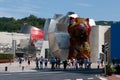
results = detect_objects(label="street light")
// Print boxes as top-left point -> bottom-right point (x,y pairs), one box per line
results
11,33 -> 16,57
102,45 -> 105,53
103,42 -> 109,75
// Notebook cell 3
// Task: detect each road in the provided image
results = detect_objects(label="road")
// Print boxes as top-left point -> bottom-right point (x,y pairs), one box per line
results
0,69 -> 103,80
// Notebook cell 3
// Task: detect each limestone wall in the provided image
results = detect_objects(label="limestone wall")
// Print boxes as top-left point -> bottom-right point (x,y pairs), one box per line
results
90,25 -> 110,63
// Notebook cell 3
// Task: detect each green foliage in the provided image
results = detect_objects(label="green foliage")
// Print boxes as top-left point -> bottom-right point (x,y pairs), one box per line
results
111,67 -> 116,73
106,62 -> 113,75
95,21 -> 120,26
0,54 -> 14,59
1,14 -> 120,32
0,15 -> 45,32
96,21 -> 110,25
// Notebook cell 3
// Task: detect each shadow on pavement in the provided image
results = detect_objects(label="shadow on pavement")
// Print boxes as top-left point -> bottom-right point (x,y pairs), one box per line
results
33,68 -> 103,74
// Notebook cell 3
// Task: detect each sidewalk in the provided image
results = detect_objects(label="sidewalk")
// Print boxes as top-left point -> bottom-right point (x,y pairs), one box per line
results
0,62 -> 98,72
92,63 -> 120,80
100,74 -> 120,80
0,62 -> 120,80
0,61 -> 37,72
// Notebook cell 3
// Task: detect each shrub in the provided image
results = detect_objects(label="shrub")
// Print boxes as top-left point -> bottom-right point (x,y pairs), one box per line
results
115,64 -> 120,74
106,62 -> 112,76
111,67 -> 116,74
0,53 -> 14,59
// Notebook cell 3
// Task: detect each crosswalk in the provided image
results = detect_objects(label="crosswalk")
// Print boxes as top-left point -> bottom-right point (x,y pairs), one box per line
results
64,77 -> 107,80
98,77 -> 108,80
64,78 -> 92,80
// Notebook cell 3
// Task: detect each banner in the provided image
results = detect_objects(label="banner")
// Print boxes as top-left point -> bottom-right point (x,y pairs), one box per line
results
30,27 -> 44,45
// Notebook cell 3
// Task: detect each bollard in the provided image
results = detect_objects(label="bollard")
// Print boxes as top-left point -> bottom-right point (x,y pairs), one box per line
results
5,66 -> 8,71
22,66 -> 24,71
97,65 -> 99,69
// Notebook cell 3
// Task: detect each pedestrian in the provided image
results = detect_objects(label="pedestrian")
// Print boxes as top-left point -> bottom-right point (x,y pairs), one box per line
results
87,59 -> 92,69
19,57 -> 22,67
50,57 -> 56,70
84,58 -> 88,69
75,59 -> 78,69
72,59 -> 76,68
97,59 -> 101,69
73,59 -> 78,69
39,56 -> 44,69
63,60 -> 68,70
68,59 -> 72,68
28,58 -> 31,66
78,58 -> 83,68
44,58 -> 48,68
56,58 -> 61,69
112,58 -> 115,66
35,57 -> 39,69
55,57 -> 58,68
101,59 -> 104,68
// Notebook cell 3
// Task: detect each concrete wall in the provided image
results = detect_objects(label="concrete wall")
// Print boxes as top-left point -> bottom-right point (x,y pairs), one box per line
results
90,25 -> 110,63
36,41 -> 49,58
105,28 -> 111,61
90,26 -> 99,63
0,32 -> 29,47
98,25 -> 110,54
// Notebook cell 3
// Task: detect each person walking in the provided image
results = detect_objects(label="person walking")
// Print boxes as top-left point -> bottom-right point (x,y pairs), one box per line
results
63,60 -> 68,70
39,56 -> 44,69
87,59 -> 92,69
35,57 -> 39,69
44,58 -> 48,68
28,58 -> 31,66
75,59 -> 78,69
50,57 -> 56,70
78,58 -> 83,68
19,57 -> 22,67
101,59 -> 104,68
68,59 -> 72,68
84,58 -> 88,69
56,58 -> 61,69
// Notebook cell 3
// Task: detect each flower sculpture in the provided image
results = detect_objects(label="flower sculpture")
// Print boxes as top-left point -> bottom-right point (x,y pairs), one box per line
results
68,17 -> 91,60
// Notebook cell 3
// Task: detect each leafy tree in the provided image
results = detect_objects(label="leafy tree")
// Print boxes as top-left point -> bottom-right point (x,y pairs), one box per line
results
0,14 -> 120,32
0,15 -> 45,32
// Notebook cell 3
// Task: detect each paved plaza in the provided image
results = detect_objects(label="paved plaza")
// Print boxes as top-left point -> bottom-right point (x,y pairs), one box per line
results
0,61 -> 120,80
0,61 -> 100,72
0,61 -> 37,72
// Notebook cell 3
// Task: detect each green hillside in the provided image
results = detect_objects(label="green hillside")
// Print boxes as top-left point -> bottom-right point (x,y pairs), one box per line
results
0,14 -> 119,32
0,15 -> 45,32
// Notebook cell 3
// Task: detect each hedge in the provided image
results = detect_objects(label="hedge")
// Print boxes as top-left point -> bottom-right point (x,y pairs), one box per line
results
0,54 -> 14,59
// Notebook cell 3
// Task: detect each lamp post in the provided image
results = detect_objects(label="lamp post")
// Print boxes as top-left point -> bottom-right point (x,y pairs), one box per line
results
104,52 -> 107,75
103,42 -> 108,75
11,33 -> 16,57
11,33 -> 13,42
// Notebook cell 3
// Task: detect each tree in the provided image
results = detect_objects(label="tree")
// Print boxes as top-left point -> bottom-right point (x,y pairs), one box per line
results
0,15 -> 45,32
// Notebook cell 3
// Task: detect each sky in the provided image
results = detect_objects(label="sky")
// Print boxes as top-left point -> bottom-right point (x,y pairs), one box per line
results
0,0 -> 119,21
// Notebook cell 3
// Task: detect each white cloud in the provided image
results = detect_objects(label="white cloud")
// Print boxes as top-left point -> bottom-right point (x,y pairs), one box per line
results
0,11 -> 13,18
0,1 -> 41,18
77,3 -> 92,7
